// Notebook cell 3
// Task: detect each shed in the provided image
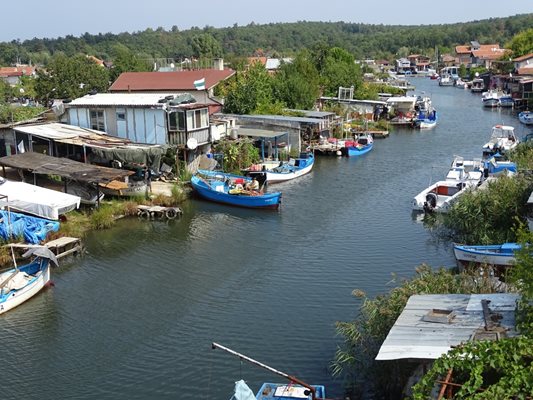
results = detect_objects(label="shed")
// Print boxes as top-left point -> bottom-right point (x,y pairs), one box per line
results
375,293 -> 519,361
236,128 -> 289,160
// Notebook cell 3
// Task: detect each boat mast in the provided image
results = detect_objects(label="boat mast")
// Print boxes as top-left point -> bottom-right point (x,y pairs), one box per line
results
211,342 -> 318,400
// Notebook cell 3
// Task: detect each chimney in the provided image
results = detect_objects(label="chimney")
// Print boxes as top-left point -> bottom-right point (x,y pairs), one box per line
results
213,58 -> 224,71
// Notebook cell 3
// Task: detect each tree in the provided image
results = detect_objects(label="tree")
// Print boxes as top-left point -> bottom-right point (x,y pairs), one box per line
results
223,62 -> 274,114
317,47 -> 363,97
505,28 -> 533,58
108,44 -> 152,82
272,51 -> 320,109
35,54 -> 110,102
189,33 -> 223,58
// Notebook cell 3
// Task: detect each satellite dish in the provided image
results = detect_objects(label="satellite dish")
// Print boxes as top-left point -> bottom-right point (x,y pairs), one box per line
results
170,63 -> 175,68
186,137 -> 198,150
475,72 -> 479,77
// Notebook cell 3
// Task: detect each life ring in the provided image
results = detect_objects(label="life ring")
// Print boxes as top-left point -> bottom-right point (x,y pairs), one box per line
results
165,208 -> 178,219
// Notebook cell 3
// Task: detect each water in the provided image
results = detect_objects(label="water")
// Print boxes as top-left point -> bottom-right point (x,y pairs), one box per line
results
1,79 -> 530,399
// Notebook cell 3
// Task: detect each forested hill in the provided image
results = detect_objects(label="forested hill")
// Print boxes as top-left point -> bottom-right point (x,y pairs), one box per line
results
1,13 -> 531,65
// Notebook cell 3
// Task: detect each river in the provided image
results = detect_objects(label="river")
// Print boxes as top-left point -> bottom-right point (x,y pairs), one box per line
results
1,78 -> 530,399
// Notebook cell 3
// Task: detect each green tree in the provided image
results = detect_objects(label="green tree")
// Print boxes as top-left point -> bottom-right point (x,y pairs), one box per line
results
108,44 -> 152,82
318,47 -> 363,97
35,54 -> 110,102
189,33 -> 223,58
223,62 -> 274,114
272,51 -> 320,109
505,28 -> 533,58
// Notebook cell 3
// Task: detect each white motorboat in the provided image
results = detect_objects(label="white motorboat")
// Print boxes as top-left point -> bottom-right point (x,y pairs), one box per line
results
482,125 -> 518,158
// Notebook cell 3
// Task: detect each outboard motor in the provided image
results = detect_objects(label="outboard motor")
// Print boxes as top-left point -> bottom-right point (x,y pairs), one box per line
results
254,172 -> 268,190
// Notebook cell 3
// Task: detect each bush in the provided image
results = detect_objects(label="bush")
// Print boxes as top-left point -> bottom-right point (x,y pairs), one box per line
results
443,175 -> 533,244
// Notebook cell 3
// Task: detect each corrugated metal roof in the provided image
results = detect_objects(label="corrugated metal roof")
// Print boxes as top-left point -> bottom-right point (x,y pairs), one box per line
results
236,127 -> 288,138
236,114 -> 323,124
13,122 -> 166,150
67,93 -> 179,107
286,109 -> 337,118
0,152 -> 133,183
375,294 -> 519,361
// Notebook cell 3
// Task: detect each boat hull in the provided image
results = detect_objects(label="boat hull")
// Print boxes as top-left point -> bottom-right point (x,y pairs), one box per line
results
412,180 -> 475,213
453,243 -> 519,269
191,173 -> 281,209
519,111 -> 533,125
346,143 -> 373,157
0,262 -> 50,315
246,155 -> 314,183
255,382 -> 326,399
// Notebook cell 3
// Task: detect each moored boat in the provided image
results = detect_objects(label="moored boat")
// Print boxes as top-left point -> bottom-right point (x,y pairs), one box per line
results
244,152 -> 314,183
481,89 -> 510,108
212,342 -> 326,400
498,94 -> 514,108
0,247 -> 58,315
453,242 -> 520,270
191,170 -> 281,209
482,125 -> 518,158
518,110 -> 533,125
345,132 -> 374,156
412,180 -> 476,213
470,78 -> 485,93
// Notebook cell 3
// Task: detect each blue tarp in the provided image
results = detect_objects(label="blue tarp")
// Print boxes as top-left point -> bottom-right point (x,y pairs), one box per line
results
0,210 -> 60,244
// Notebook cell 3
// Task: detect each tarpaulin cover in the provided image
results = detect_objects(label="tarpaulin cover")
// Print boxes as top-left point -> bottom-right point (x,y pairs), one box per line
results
89,146 -> 168,171
0,210 -> 60,244
0,178 -> 80,220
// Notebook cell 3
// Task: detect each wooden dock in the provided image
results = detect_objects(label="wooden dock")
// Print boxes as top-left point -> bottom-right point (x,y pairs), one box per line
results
6,237 -> 83,260
137,205 -> 182,220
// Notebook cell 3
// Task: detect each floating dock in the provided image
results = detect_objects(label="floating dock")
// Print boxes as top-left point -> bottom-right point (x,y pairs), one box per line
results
137,205 -> 182,220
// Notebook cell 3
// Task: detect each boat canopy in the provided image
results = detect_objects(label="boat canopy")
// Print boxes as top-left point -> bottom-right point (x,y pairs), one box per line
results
22,246 -> 59,266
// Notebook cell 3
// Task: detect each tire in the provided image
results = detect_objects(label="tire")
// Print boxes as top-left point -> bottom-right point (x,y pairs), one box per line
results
165,208 -> 178,219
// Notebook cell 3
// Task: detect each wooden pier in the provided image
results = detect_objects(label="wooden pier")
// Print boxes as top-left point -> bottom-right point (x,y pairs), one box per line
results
137,205 -> 182,220
6,237 -> 83,261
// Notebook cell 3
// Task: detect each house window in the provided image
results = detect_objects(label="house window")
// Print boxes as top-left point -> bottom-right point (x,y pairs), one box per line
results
90,110 -> 105,131
186,108 -> 208,130
169,110 -> 186,131
116,109 -> 126,121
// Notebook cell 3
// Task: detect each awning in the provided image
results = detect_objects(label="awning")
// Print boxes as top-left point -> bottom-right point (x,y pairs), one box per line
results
0,152 -> 133,184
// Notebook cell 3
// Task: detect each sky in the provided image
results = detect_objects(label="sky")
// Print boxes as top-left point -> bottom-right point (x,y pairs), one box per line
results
1,0 -> 531,42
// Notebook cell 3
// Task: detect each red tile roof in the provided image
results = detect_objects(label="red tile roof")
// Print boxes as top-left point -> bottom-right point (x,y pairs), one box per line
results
455,44 -> 501,54
514,53 -> 533,62
248,57 -> 267,66
0,66 -> 36,77
518,66 -> 533,75
472,48 -> 506,60
109,69 -> 236,92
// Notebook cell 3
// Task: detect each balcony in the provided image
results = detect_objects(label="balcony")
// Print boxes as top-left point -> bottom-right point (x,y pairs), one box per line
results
168,127 -> 224,147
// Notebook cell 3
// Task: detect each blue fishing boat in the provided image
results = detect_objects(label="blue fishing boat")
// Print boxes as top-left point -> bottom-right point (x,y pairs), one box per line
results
0,247 -> 58,315
244,152 -> 315,183
518,111 -> 533,125
191,170 -> 281,209
346,133 -> 373,157
212,343 -> 326,400
415,109 -> 438,129
453,243 -> 520,270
